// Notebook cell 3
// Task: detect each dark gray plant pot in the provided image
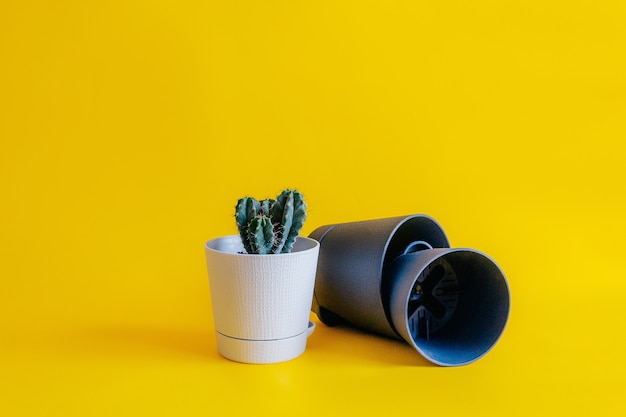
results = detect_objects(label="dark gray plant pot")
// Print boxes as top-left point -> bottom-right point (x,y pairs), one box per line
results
309,215 -> 510,366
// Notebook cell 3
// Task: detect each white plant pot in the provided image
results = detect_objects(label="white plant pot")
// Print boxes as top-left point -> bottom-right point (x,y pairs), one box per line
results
204,235 -> 320,364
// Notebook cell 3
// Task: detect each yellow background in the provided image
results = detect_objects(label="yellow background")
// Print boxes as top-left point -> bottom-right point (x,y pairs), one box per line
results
1,1 -> 625,415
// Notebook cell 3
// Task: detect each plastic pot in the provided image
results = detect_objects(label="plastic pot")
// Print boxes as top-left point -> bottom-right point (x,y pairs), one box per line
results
309,215 -> 510,366
204,236 -> 320,364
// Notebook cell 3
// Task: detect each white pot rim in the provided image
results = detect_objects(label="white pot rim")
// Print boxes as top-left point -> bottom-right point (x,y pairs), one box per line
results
205,235 -> 319,257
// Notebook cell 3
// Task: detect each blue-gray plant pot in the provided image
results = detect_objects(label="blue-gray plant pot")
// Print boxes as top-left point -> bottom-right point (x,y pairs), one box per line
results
309,215 -> 510,366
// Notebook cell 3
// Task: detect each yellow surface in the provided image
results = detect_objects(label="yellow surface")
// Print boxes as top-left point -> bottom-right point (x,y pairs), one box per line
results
1,1 -> 625,415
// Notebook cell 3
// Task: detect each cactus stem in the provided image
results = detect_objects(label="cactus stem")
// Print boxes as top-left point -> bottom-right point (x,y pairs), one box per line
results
234,189 -> 306,254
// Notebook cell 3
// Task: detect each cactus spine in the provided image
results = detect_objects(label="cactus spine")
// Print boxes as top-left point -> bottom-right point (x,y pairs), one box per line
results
234,190 -> 307,254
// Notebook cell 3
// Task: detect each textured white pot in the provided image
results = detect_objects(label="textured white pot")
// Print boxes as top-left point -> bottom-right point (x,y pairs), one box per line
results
204,235 -> 320,364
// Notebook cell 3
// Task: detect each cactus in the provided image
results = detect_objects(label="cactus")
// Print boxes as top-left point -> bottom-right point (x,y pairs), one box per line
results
235,197 -> 261,254
271,190 -> 307,253
259,198 -> 274,216
248,215 -> 275,254
234,190 -> 307,254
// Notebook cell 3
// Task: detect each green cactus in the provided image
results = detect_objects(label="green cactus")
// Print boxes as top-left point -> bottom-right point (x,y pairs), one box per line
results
233,190 -> 307,254
235,197 -> 261,254
248,215 -> 274,254
259,198 -> 275,216
271,189 -> 307,253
